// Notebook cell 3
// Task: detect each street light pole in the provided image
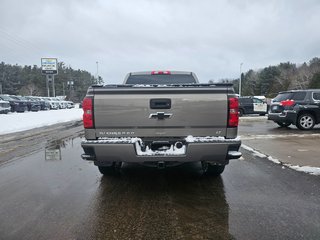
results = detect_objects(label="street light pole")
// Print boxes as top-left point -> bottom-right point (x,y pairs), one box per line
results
52,75 -> 56,97
96,61 -> 99,83
239,63 -> 243,96
46,75 -> 50,97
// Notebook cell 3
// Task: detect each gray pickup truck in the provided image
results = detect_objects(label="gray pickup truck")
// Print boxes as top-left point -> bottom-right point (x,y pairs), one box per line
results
81,71 -> 241,175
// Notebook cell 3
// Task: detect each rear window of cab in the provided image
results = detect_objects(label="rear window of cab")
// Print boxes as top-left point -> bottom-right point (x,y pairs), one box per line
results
126,74 -> 197,85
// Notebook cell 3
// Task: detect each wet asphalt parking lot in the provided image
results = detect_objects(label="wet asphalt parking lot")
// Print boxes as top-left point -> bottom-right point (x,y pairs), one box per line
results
0,118 -> 319,240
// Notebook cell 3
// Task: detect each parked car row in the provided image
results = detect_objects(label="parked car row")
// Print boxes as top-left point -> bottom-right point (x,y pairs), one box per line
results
239,89 -> 320,130
0,94 -> 75,114
43,97 -> 75,110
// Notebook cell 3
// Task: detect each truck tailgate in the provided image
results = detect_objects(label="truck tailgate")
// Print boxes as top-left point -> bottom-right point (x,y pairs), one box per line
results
92,87 -> 229,138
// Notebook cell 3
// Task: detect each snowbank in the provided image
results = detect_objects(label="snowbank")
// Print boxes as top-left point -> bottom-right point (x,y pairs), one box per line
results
242,144 -> 320,176
0,108 -> 83,135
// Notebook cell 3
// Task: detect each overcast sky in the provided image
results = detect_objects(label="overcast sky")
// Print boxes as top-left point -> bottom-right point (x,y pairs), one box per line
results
1,0 -> 320,83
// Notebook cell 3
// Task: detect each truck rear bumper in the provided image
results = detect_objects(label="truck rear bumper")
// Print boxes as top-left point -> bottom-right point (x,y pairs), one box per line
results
81,137 -> 241,166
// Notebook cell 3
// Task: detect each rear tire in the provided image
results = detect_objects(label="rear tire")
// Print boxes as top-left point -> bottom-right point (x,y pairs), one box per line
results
202,162 -> 225,176
275,121 -> 291,127
98,162 -> 121,175
297,113 -> 315,130
239,109 -> 244,117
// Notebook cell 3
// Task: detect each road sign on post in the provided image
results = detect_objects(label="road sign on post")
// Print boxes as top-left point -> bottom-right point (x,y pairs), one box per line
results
41,58 -> 58,75
41,58 -> 58,97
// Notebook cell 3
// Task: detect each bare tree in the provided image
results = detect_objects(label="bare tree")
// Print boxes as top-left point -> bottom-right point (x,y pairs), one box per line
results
19,83 -> 39,96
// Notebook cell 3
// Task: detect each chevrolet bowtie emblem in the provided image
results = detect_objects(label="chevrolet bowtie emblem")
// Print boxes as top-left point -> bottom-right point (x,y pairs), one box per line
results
149,112 -> 173,120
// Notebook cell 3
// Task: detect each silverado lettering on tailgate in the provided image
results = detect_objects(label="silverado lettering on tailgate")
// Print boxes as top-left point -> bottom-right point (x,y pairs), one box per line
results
99,131 -> 135,136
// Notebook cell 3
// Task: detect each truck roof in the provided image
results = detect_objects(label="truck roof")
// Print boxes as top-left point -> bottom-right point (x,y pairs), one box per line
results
129,71 -> 193,75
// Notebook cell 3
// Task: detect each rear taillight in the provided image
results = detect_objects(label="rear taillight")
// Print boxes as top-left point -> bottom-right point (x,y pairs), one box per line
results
228,97 -> 239,127
82,97 -> 93,128
151,70 -> 171,75
280,99 -> 295,107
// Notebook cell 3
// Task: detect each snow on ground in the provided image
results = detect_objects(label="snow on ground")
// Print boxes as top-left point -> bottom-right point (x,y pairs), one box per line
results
0,108 -> 83,135
242,144 -> 320,176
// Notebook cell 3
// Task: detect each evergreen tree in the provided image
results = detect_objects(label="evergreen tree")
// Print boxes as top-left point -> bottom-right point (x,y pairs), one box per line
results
0,61 -> 97,102
309,72 -> 320,88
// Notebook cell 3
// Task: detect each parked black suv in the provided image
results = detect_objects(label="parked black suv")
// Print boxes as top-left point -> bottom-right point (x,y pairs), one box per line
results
268,89 -> 320,130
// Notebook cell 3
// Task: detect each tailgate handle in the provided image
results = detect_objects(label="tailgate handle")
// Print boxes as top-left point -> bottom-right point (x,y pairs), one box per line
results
150,99 -> 171,109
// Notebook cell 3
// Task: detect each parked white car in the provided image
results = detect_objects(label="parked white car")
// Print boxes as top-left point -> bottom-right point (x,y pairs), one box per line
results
43,97 -> 59,110
0,100 -> 11,114
66,101 -> 75,108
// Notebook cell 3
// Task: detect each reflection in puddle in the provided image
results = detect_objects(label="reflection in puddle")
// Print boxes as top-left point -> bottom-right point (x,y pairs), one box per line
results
45,137 -> 80,161
45,140 -> 60,161
45,148 -> 61,160
77,163 -> 235,239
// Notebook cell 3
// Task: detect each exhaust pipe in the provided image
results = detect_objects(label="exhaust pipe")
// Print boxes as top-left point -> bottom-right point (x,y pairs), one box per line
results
174,141 -> 183,149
